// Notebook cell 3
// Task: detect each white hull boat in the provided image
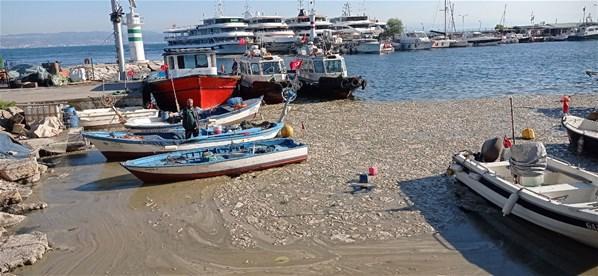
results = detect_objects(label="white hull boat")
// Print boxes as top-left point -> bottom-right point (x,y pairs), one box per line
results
124,97 -> 263,133
78,107 -> 158,129
450,146 -> 598,248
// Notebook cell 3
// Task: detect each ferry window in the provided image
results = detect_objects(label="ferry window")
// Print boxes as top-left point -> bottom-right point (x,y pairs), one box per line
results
250,63 -> 260,75
262,62 -> 281,74
313,60 -> 325,73
195,54 -> 208,68
325,60 -> 343,73
168,56 -> 175,70
177,56 -> 185,69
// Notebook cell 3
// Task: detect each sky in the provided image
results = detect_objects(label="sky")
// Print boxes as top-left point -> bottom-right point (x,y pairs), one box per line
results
1,0 -> 597,35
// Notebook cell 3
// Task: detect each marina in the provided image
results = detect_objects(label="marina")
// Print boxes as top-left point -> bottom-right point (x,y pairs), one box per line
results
1,0 -> 598,274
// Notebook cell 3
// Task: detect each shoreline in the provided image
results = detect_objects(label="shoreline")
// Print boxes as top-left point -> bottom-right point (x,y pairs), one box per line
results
9,94 -> 598,274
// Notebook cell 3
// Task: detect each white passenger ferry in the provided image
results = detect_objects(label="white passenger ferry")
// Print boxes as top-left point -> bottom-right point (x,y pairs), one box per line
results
246,15 -> 296,53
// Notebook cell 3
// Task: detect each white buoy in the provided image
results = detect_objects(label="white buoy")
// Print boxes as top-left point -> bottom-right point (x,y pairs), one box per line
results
502,188 -> 522,216
126,0 -> 147,63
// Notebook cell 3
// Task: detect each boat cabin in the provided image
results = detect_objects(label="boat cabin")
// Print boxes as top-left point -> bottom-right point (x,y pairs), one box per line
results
296,45 -> 348,81
239,46 -> 287,85
163,48 -> 218,78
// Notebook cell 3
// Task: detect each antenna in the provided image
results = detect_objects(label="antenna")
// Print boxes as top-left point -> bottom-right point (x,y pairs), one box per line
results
342,1 -> 351,17
530,10 -> 535,25
243,0 -> 252,18
215,0 -> 224,17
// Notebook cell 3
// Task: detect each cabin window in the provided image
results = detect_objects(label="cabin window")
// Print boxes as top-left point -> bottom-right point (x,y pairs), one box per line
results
250,63 -> 260,75
177,56 -> 185,69
325,60 -> 343,73
183,55 -> 196,69
261,61 -> 282,74
313,60 -> 325,73
195,54 -> 209,68
168,56 -> 175,70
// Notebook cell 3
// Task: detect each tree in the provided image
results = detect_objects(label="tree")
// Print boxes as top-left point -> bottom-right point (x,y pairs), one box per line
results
495,24 -> 505,31
382,18 -> 404,39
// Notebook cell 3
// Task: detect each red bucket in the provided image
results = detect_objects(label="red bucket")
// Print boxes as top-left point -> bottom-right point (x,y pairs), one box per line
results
368,166 -> 378,176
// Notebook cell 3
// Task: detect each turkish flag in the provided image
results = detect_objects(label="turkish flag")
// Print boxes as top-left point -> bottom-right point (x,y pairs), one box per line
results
290,59 -> 303,70
301,34 -> 307,43
503,136 -> 512,148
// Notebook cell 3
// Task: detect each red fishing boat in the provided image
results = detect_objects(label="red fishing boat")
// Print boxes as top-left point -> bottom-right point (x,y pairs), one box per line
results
147,48 -> 240,111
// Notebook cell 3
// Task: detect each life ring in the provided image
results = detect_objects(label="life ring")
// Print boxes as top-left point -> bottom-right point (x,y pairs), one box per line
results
361,79 -> 367,90
351,78 -> 361,88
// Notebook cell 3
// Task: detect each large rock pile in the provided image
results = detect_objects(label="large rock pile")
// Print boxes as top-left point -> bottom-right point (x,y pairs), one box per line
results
0,157 -> 50,273
68,60 -> 163,81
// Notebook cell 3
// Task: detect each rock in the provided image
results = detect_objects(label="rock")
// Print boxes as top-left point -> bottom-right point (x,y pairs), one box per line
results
330,233 -> 355,243
0,226 -> 5,238
0,231 -> 49,273
0,212 -> 26,228
246,215 -> 258,224
0,189 -> 22,207
0,181 -> 32,199
0,158 -> 39,182
37,164 -> 48,175
30,116 -> 63,138
23,172 -> 41,184
4,202 -> 48,215
6,106 -> 23,116
0,110 -> 12,120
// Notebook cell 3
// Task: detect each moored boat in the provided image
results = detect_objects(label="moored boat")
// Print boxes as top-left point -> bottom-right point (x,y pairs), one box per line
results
395,31 -> 433,51
449,142 -> 598,248
78,107 -> 158,129
293,43 -> 366,99
146,48 -> 239,112
121,138 -> 308,183
84,121 -> 283,160
238,46 -> 289,104
562,114 -> 598,155
124,97 -> 263,133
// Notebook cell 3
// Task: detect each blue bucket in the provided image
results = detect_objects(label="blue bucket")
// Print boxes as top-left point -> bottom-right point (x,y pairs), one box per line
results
359,173 -> 369,183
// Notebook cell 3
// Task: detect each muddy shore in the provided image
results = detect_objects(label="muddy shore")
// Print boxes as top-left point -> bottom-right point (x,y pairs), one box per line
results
13,94 -> 598,274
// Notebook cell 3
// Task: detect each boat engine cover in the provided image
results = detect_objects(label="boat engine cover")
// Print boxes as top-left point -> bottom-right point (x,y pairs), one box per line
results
479,137 -> 503,162
509,142 -> 547,177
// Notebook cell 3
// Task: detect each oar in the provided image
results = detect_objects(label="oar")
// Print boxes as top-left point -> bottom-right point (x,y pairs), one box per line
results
111,105 -> 127,124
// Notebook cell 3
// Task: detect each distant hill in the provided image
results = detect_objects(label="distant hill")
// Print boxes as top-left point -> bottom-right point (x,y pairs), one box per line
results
0,31 -> 164,49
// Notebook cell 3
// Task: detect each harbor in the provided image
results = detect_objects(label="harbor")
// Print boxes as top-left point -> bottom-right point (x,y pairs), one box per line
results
1,0 -> 598,274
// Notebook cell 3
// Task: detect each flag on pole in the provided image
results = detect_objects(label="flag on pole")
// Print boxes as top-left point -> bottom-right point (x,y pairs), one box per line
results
239,37 -> 247,45
290,59 -> 303,70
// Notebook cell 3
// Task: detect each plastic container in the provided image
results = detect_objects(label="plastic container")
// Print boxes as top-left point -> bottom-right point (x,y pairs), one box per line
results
160,111 -> 169,121
63,106 -> 79,128
519,175 -> 544,187
359,173 -> 369,183
368,166 -> 378,176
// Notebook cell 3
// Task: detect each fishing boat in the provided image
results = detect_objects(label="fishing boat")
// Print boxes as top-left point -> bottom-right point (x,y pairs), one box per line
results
238,46 -> 289,104
562,114 -> 598,155
449,142 -> 598,248
78,107 -> 158,129
567,23 -> 598,41
123,97 -> 263,133
146,48 -> 240,112
121,138 -> 308,183
84,121 -> 283,160
293,43 -> 367,99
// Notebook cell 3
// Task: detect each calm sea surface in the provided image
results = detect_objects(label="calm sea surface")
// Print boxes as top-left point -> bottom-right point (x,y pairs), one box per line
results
1,41 -> 597,101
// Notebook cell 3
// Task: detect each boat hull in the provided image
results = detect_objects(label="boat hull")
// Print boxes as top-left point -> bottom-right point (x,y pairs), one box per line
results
84,123 -> 283,160
562,115 -> 598,156
123,147 -> 308,183
567,34 -> 598,41
298,76 -> 366,100
239,81 -> 286,104
147,75 -> 239,112
453,154 -> 598,248
399,41 -> 432,51
78,108 -> 158,129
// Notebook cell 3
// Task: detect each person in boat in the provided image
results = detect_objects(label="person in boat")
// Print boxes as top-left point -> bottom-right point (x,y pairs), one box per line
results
181,98 -> 200,139
231,59 -> 239,75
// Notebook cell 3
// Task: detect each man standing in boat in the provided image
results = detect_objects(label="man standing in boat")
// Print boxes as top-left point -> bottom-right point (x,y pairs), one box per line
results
182,98 -> 200,139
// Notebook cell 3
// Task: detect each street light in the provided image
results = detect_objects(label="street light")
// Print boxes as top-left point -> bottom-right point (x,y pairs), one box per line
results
459,14 -> 468,33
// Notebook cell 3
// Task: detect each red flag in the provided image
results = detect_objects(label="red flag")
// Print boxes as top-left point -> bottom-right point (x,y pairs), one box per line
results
560,95 -> 570,114
301,34 -> 307,43
239,38 -> 247,45
290,59 -> 303,70
503,135 -> 512,148
160,64 -> 168,72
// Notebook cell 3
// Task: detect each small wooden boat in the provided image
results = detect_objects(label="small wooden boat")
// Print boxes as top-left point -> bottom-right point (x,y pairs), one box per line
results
124,97 -> 263,133
449,143 -> 598,248
83,121 -> 283,160
146,48 -> 240,112
562,114 -> 598,155
78,107 -> 158,129
121,138 -> 308,183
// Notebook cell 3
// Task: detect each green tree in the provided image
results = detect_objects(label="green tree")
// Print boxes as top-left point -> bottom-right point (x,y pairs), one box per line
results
382,18 -> 404,39
495,24 -> 505,31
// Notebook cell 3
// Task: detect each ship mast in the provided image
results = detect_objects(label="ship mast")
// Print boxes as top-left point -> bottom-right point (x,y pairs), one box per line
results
309,0 -> 317,41
215,0 -> 224,17
444,0 -> 447,36
243,0 -> 252,18
110,0 -> 126,81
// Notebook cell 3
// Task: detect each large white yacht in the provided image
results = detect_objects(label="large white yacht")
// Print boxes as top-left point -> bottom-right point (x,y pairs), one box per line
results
285,9 -> 334,40
330,2 -> 384,40
246,15 -> 296,53
164,16 -> 255,55
393,31 -> 433,50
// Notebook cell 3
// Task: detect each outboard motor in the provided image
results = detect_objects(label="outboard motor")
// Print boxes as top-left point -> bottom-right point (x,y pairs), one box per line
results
509,142 -> 547,187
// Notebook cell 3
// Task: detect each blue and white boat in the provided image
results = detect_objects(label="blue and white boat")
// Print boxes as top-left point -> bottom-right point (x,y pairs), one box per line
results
123,97 -> 263,133
121,138 -> 308,183
83,121 -> 283,160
